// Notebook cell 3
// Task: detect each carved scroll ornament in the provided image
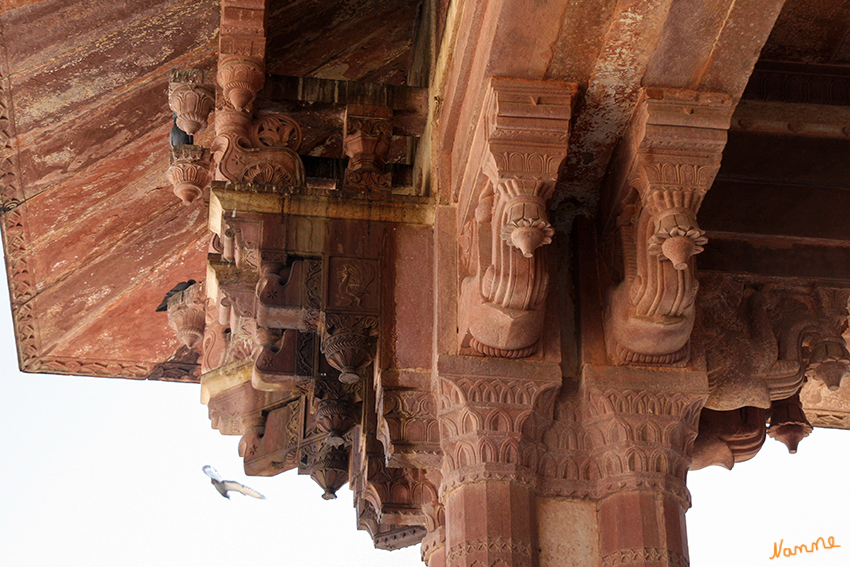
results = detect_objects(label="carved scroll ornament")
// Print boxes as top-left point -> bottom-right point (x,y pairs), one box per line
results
212,108 -> 305,187
458,78 -> 577,358
604,89 -> 734,366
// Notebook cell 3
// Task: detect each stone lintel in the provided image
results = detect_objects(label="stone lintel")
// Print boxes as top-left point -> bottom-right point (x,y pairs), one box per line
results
210,182 -> 434,228
732,99 -> 850,139
582,363 -> 709,396
209,183 -> 283,235
283,192 -> 434,226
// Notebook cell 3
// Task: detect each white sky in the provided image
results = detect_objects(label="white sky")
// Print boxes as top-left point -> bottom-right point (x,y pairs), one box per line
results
1,288 -> 848,566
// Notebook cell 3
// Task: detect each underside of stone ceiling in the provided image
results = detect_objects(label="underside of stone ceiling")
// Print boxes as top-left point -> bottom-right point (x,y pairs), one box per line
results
1,0 -> 849,387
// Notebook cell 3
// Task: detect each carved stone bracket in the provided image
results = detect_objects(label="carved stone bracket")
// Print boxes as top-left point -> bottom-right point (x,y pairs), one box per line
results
604,88 -> 734,366
343,105 -> 394,192
212,0 -> 305,188
691,407 -> 767,470
168,68 -> 215,136
167,144 -> 211,204
458,78 -> 577,358
322,313 -> 378,384
166,281 -> 206,348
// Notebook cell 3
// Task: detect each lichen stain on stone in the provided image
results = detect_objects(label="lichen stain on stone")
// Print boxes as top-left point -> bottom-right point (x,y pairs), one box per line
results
313,63 -> 352,81
33,147 -> 74,167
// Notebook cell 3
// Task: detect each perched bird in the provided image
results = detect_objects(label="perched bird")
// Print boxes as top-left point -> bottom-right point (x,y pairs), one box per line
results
155,279 -> 196,312
170,112 -> 194,147
202,465 -> 266,500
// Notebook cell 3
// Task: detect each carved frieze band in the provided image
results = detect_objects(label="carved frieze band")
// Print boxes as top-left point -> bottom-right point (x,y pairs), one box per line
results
446,537 -> 533,562
0,28 -> 41,370
604,88 -> 734,366
601,548 -> 689,567
743,63 -> 850,107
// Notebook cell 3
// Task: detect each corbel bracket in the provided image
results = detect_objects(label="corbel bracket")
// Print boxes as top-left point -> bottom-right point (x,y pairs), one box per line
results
213,0 -> 306,188
604,88 -> 734,366
458,77 -> 577,358
343,105 -> 394,191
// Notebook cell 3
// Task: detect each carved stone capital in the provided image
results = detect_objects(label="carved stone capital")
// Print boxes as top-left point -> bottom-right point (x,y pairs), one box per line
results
604,88 -> 735,366
583,385 -> 705,505
167,145 -> 211,204
435,355 -> 561,490
168,69 -> 215,135
458,78 -> 577,358
376,381 -> 442,470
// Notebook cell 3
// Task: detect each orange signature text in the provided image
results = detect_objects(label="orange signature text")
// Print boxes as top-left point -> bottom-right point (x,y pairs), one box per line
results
770,537 -> 841,559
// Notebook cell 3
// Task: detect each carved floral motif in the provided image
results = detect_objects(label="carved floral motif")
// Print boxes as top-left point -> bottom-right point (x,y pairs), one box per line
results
165,281 -> 206,348
322,313 -> 378,384
217,56 -> 264,111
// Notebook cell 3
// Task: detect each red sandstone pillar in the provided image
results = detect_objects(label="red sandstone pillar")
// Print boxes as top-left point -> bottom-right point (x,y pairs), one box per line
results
584,367 -> 707,567
436,355 -> 560,567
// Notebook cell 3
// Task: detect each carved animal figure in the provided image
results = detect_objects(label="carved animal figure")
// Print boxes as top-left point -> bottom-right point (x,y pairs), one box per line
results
336,262 -> 374,308
702,283 -> 799,411
202,465 -> 265,499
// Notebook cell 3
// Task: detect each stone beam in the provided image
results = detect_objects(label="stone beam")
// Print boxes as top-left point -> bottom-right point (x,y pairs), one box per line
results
556,0 -> 788,221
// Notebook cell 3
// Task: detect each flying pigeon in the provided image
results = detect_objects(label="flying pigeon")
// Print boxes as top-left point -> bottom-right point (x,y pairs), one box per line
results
202,465 -> 266,500
170,112 -> 194,147
155,279 -> 196,312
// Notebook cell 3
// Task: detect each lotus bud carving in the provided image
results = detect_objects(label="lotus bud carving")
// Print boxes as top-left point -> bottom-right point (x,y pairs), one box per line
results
166,145 -> 211,204
168,69 -> 215,135
500,217 -> 554,258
